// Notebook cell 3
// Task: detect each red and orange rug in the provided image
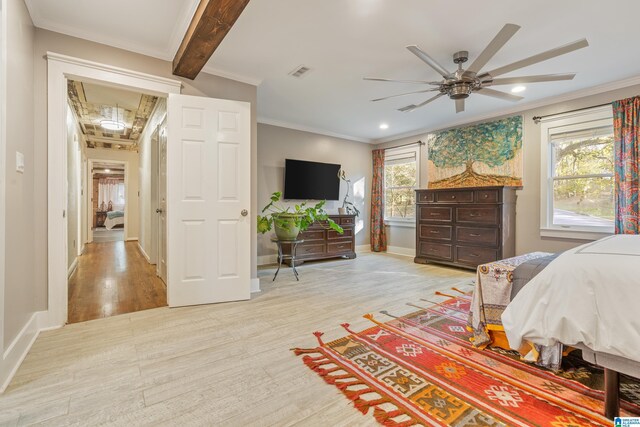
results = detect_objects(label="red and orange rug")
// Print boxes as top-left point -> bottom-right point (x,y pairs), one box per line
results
293,291 -> 640,426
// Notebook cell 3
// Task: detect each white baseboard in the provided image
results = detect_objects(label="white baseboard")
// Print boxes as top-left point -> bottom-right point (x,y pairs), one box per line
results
126,237 -> 138,242
137,242 -> 151,263
386,245 -> 415,257
258,254 -> 277,266
250,278 -> 261,293
0,311 -> 47,393
355,244 -> 370,253
67,257 -> 78,278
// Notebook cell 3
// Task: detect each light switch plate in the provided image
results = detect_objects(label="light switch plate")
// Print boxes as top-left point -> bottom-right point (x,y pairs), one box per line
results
16,152 -> 24,173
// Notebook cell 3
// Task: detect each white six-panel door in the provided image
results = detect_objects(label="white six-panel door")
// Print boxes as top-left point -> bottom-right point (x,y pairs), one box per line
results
167,94 -> 251,307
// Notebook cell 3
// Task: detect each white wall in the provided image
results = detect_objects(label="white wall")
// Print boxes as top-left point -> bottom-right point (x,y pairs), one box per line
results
86,148 -> 140,241
66,105 -> 84,270
138,98 -> 166,262
3,0 -> 35,350
377,83 -> 640,255
257,123 -> 372,264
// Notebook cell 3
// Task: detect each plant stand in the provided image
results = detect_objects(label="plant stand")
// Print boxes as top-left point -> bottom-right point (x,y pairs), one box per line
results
271,237 -> 304,281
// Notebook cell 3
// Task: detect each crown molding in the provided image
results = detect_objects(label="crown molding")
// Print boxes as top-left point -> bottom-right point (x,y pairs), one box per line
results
258,117 -> 373,144
373,74 -> 640,144
200,66 -> 262,86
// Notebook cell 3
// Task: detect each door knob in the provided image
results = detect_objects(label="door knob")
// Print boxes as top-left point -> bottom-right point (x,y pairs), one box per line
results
241,209 -> 248,216
156,208 -> 163,214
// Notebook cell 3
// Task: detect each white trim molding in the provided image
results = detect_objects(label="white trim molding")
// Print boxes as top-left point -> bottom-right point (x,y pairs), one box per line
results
0,0 -> 8,365
67,257 -> 78,278
258,116 -> 372,144
46,53 -> 181,330
250,278 -> 261,293
386,246 -> 415,257
0,311 -> 50,393
539,104 -> 615,240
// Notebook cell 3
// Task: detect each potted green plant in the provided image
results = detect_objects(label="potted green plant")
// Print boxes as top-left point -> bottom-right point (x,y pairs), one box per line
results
338,169 -> 361,217
257,191 -> 343,240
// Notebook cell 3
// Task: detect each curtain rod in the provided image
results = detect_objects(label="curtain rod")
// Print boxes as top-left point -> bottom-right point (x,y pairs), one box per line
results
384,140 -> 425,150
532,102 -> 611,124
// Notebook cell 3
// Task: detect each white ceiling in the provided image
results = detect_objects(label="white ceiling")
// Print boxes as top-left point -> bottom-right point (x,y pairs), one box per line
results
27,0 -> 640,142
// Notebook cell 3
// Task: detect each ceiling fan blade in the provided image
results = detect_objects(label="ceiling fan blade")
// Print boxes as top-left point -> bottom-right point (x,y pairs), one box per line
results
363,77 -> 442,85
406,45 -> 451,78
476,88 -> 523,102
488,73 -> 576,85
455,99 -> 465,113
398,93 -> 446,113
466,23 -> 520,74
372,88 -> 441,102
483,38 -> 589,77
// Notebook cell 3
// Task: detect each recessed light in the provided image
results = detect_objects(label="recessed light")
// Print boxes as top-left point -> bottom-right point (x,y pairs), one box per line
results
105,169 -> 110,172
101,120 -> 125,131
379,123 -> 389,130
511,85 -> 526,93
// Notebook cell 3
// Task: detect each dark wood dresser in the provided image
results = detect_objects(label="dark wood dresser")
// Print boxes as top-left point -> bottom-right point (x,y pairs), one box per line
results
414,186 -> 516,269
281,214 -> 357,264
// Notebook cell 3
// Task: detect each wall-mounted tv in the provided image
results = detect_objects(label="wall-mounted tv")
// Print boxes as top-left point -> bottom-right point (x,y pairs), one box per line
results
284,159 -> 341,200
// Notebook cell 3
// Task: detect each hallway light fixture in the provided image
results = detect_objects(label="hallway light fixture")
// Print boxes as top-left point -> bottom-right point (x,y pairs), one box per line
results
101,104 -> 126,131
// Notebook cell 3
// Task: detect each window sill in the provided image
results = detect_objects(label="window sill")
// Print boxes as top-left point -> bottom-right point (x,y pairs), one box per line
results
540,227 -> 613,241
385,219 -> 416,228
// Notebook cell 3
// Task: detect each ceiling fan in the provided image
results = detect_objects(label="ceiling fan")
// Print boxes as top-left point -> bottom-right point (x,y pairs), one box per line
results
364,24 -> 588,113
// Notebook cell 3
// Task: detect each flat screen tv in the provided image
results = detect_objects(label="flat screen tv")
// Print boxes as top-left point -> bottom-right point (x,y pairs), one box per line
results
284,159 -> 341,200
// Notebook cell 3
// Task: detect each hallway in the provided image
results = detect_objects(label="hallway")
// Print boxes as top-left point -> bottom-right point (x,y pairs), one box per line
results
68,241 -> 167,324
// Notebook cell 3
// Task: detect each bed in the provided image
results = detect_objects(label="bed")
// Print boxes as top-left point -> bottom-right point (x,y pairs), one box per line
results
104,210 -> 125,230
500,235 -> 640,418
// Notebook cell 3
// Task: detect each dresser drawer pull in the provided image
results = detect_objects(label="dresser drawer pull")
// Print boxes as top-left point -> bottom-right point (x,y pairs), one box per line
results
429,248 -> 438,252
430,212 -> 440,216
469,213 -> 478,217
429,230 -> 440,234
468,253 -> 480,257
469,233 -> 481,237
450,195 -> 456,199
483,194 -> 489,198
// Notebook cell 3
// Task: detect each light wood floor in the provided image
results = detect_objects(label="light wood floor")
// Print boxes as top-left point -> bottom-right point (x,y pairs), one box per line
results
68,241 -> 167,324
2,253 -> 473,426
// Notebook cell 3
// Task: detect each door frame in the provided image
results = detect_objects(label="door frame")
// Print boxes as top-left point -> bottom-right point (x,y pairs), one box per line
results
87,158 -> 129,241
46,52 -> 181,328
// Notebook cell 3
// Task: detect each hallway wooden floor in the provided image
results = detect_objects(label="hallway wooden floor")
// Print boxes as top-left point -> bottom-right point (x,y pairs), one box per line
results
68,241 -> 167,324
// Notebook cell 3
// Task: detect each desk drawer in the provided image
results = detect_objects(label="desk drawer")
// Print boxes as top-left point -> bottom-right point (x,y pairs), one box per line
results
456,226 -> 498,246
456,246 -> 497,266
327,241 -> 353,254
419,242 -> 452,260
419,224 -> 452,241
299,230 -> 325,241
328,228 -> 353,240
297,243 -> 325,256
475,189 -> 500,203
456,206 -> 500,224
417,191 -> 434,203
419,207 -> 453,222
340,217 -> 355,225
435,190 -> 474,203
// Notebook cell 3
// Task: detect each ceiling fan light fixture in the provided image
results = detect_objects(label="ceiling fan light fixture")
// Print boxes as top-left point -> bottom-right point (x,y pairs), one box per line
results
511,85 -> 526,93
379,123 -> 389,130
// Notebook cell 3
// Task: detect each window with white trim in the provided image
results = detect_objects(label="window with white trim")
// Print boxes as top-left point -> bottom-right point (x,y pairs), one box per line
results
384,146 -> 420,221
540,105 -> 614,239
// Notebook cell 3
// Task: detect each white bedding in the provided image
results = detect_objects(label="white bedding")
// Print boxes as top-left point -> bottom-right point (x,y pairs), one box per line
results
104,214 -> 125,230
502,235 -> 640,361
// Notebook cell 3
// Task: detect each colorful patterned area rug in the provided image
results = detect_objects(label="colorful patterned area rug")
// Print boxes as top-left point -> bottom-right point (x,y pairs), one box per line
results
293,290 -> 640,426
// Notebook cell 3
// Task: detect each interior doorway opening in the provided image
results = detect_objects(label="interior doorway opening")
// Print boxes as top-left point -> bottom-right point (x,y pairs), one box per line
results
65,78 -> 168,324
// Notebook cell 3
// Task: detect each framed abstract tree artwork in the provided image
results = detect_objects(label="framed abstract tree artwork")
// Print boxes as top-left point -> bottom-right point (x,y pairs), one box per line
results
427,116 -> 523,189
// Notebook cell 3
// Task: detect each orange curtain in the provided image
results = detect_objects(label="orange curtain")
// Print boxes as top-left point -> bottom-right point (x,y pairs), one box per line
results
370,149 -> 387,252
613,96 -> 640,234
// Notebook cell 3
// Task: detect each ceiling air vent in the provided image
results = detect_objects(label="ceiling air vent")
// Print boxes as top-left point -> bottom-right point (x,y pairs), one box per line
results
288,65 -> 311,78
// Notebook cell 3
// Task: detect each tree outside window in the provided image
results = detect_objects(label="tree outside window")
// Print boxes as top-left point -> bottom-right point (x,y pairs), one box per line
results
384,148 -> 418,220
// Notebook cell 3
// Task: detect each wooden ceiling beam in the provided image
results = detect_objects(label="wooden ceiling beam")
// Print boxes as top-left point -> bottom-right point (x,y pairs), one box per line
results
172,0 -> 251,80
